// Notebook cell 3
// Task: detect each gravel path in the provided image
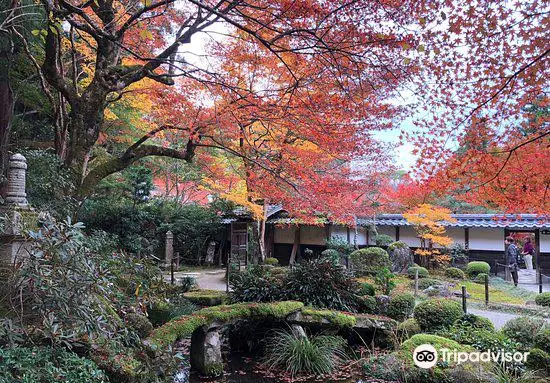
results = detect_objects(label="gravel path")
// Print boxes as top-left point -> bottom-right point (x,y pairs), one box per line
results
467,307 -> 528,329
164,268 -> 227,291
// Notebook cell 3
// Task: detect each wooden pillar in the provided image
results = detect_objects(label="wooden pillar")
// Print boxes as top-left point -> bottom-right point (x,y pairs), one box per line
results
395,226 -> 400,241
464,228 -> 470,250
346,227 -> 351,244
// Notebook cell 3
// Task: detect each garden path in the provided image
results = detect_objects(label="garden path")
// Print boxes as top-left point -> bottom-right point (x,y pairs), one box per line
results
468,307 -> 549,329
164,268 -> 227,291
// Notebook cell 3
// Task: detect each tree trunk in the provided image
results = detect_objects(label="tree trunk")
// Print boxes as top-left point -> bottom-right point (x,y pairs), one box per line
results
258,202 -> 268,262
289,226 -> 300,266
0,39 -> 14,198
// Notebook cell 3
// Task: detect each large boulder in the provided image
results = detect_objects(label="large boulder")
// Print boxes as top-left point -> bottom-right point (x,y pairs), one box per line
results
190,328 -> 224,377
387,241 -> 413,273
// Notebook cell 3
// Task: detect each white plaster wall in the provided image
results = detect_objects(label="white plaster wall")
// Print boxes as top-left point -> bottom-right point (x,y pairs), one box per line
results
354,227 -> 368,246
399,226 -> 421,248
446,227 -> 465,248
468,228 -> 504,251
300,225 -> 326,245
540,234 -> 550,253
274,226 -> 295,244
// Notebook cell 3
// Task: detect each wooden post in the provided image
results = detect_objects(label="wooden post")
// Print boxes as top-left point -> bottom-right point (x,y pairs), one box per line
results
484,274 -> 489,305
535,228 -> 541,273
462,285 -> 467,313
170,258 -> 175,285
539,268 -> 543,294
414,269 -> 419,297
395,226 -> 400,241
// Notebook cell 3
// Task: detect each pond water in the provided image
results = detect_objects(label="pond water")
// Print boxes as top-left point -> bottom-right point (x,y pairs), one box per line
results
175,354 -> 376,383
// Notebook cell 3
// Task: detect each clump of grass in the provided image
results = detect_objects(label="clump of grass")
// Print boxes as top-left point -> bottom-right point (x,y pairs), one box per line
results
263,329 -> 348,376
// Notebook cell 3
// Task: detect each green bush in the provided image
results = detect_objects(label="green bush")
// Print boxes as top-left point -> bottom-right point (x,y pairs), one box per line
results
357,295 -> 377,314
473,273 -> 488,284
374,267 -> 396,295
413,298 -> 463,331
445,267 -> 465,279
320,249 -> 340,264
284,259 -> 363,312
0,347 -> 109,383
534,328 -> 550,353
349,247 -> 390,276
454,314 -> 494,331
263,330 -> 347,376
387,293 -> 415,321
180,276 -> 196,292
407,266 -> 429,278
397,318 -> 421,339
358,282 -> 375,296
466,261 -> 490,278
125,313 -> 153,338
264,257 -> 279,265
231,259 -> 363,312
374,234 -> 394,246
229,265 -> 282,303
502,316 -> 547,350
526,348 -> 550,373
534,292 -> 550,307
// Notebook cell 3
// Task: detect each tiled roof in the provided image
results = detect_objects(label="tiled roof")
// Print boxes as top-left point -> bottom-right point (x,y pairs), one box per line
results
356,214 -> 549,229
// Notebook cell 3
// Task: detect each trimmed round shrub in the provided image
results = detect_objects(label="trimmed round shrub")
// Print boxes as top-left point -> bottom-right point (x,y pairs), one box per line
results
445,267 -> 465,280
0,347 -> 109,383
349,247 -> 390,276
413,298 -> 463,331
397,318 -> 421,338
454,314 -> 494,331
534,328 -> 550,353
526,348 -> 550,372
407,266 -> 429,279
264,257 -> 279,266
387,293 -> 415,321
374,234 -> 393,246
502,316 -> 547,349
125,312 -> 153,338
358,282 -> 375,296
535,292 -> 550,307
466,261 -> 490,278
473,273 -> 488,284
358,295 -> 377,314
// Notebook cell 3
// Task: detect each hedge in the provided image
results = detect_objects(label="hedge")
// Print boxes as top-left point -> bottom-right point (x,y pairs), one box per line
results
407,266 -> 429,279
444,267 -> 465,279
387,293 -> 415,321
535,292 -> 550,307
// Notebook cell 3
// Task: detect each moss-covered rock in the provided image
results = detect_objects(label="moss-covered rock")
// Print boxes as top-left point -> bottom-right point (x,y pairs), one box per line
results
147,301 -> 304,348
300,307 -> 357,327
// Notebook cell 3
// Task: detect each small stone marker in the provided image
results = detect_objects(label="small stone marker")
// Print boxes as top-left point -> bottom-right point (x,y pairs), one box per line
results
5,153 -> 28,206
165,230 -> 173,268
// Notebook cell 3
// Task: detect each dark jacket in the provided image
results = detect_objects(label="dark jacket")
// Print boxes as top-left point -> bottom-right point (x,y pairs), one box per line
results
506,244 -> 519,268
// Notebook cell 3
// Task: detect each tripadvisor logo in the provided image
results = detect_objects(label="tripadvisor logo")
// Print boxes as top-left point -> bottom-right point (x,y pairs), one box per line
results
413,344 -> 529,369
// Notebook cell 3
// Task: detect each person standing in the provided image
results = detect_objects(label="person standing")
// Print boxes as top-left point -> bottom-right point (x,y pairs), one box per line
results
522,237 -> 535,271
505,236 -> 519,286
